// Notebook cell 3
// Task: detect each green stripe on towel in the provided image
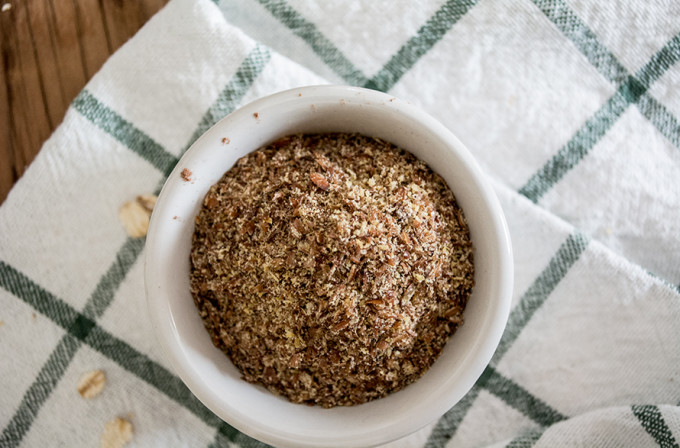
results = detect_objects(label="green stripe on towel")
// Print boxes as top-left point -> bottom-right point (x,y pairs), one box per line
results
1,47 -> 273,447
519,31 -> 680,202
0,336 -> 81,447
480,366 -> 566,427
424,387 -> 482,448
531,0 -> 629,86
255,0 -> 368,85
364,0 -> 478,92
183,44 -> 273,152
632,405 -> 680,448
72,91 -> 180,177
0,260 -> 221,431
426,232 -> 587,446
491,232 -> 589,363
504,427 -> 546,448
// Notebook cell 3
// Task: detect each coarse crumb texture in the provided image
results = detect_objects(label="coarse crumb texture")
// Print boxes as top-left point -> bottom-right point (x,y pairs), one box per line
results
190,133 -> 474,407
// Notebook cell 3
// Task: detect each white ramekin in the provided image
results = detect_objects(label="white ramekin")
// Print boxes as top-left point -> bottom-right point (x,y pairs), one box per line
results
145,85 -> 513,448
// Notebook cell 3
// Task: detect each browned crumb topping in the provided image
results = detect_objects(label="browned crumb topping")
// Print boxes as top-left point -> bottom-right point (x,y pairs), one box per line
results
190,133 -> 474,407
181,168 -> 192,182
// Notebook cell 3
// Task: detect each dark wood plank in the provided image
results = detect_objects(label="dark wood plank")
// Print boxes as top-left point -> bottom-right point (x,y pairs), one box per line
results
25,0 -> 68,128
72,0 -> 113,78
48,0 -> 89,102
0,0 -> 169,204
0,15 -> 15,203
100,0 -> 147,51
3,0 -> 52,181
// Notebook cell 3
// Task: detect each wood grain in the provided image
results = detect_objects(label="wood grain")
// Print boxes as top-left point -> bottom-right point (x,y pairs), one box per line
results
0,0 -> 170,204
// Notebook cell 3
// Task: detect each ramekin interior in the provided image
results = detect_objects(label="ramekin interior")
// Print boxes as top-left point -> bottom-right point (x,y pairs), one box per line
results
145,85 -> 513,448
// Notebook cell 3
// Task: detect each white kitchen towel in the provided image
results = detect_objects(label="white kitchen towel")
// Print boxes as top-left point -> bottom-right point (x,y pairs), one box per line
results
0,0 -> 678,446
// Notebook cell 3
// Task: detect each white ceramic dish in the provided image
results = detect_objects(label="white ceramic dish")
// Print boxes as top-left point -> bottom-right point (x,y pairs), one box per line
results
145,85 -> 513,448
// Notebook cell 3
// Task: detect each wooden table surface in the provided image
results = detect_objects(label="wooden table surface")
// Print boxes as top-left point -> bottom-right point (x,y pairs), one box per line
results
0,0 -> 170,204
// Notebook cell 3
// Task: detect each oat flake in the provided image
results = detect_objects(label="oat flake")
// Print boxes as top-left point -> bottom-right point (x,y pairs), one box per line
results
100,417 -> 133,448
77,369 -> 106,399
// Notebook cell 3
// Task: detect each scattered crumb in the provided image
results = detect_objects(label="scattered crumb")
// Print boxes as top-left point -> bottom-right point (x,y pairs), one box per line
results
221,137 -> 230,145
339,99 -> 346,105
1,3 -> 11,13
101,417 -> 133,448
389,98 -> 395,102
77,370 -> 106,399
309,172 -> 330,190
173,216 -> 178,220
298,93 -> 302,97
32,313 -> 36,320
181,168 -> 192,182
0,320 -> 4,327
310,104 -> 316,112
253,112 -> 259,119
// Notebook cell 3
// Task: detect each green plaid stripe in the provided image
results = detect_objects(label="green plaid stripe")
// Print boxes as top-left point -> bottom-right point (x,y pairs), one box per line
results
480,367 -> 566,427
425,366 -> 565,448
85,324 -> 222,426
0,257 -> 138,446
491,233 -> 589,363
0,260 -> 267,448
520,67 -> 678,203
519,4 -> 680,202
207,423 -> 237,448
258,0 -> 680,207
255,0 -> 478,92
0,262 -> 80,328
0,261 -> 220,423
81,238 -> 146,319
71,91 -> 179,178
0,240 -> 142,446
518,90 -> 630,203
499,405 -> 680,448
637,94 -> 680,148
424,386 -> 481,448
431,404 -> 680,448
363,0 -> 479,92
255,0 -> 368,85
426,232 -> 588,446
531,0 -> 629,86
183,44 -> 272,152
0,335 -> 81,447
635,33 -> 680,88
504,427 -> 546,448
632,405 -> 680,448
0,46 -> 271,446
